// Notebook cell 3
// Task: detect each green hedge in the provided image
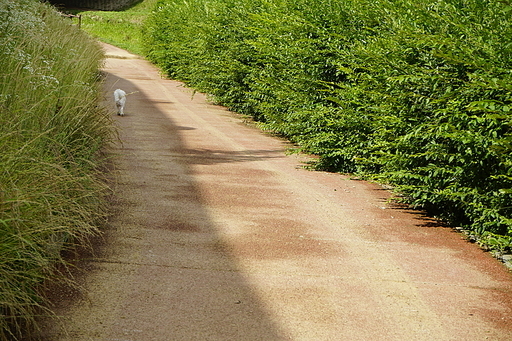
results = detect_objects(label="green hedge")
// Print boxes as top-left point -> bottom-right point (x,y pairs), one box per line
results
144,0 -> 512,242
0,0 -> 112,338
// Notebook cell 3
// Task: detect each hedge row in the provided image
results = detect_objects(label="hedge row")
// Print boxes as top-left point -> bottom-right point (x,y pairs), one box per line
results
144,0 -> 512,242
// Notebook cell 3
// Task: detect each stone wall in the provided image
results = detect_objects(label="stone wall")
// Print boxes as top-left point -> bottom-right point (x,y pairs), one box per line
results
50,0 -> 139,11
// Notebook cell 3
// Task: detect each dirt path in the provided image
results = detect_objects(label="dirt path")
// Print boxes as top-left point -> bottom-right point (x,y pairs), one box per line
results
42,43 -> 512,340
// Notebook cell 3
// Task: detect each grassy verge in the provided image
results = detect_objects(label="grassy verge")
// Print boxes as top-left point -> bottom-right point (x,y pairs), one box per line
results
0,0 -> 113,339
62,0 -> 159,55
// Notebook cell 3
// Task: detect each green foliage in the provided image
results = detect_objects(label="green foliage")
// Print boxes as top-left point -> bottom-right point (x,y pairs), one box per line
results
478,231 -> 512,254
0,0 -> 113,339
145,0 -> 512,240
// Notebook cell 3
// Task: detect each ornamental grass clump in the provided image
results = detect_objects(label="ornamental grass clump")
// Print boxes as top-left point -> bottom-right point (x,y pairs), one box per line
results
0,0 -> 113,339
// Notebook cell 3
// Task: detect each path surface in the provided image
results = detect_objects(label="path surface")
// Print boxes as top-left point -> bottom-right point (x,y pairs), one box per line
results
43,43 -> 512,340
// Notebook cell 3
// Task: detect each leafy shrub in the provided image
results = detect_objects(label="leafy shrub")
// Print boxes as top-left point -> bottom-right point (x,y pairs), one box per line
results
0,0 -> 112,338
144,0 -> 512,237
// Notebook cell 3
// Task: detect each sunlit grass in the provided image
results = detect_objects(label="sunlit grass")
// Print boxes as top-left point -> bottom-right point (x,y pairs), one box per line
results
65,0 -> 159,55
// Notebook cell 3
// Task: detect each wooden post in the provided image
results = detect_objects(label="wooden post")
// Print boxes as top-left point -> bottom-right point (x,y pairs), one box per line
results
59,12 -> 82,29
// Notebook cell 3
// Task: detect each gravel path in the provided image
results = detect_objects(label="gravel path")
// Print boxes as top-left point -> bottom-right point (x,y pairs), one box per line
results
41,43 -> 512,341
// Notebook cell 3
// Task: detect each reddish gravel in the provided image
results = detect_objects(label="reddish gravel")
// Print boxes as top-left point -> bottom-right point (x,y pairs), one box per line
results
41,43 -> 512,341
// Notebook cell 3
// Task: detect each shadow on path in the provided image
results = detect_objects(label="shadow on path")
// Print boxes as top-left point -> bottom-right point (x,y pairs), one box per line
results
39,71 -> 289,340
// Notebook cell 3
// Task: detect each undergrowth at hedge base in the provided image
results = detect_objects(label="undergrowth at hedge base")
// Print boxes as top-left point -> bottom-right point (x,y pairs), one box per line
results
144,0 -> 512,245
0,0 -> 113,339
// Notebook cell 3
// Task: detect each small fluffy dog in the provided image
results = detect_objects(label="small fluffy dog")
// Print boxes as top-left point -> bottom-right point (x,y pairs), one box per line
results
114,89 -> 127,116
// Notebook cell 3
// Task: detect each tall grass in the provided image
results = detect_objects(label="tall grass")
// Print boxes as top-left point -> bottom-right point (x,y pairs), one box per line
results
144,0 -> 512,247
0,0 -> 113,339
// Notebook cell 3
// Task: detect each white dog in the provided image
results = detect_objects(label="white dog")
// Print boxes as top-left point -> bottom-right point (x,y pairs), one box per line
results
113,89 -> 127,116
